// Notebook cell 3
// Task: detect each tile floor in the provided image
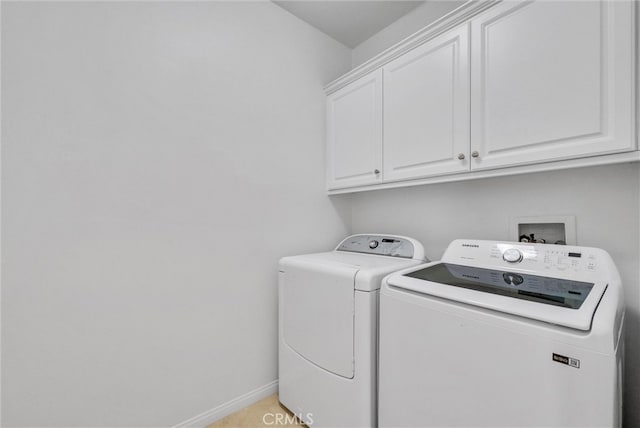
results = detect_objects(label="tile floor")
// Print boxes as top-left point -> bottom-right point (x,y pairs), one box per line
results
208,394 -> 306,428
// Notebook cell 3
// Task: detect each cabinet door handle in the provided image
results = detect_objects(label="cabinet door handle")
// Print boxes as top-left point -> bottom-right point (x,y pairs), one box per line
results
374,169 -> 380,174
457,153 -> 465,160
471,151 -> 480,158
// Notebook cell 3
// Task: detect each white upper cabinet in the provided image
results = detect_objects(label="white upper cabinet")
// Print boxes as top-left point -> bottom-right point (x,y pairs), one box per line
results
383,25 -> 471,182
470,0 -> 635,171
326,69 -> 383,190
324,0 -> 637,193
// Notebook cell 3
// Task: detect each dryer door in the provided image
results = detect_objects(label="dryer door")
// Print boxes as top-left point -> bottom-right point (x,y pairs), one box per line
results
281,259 -> 356,378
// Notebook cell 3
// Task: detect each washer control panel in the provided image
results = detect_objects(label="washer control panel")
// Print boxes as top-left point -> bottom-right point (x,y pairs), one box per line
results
337,235 -> 416,259
445,239 -> 601,276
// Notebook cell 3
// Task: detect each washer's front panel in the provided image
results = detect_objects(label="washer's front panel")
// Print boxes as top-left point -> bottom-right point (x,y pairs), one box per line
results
379,285 -> 618,428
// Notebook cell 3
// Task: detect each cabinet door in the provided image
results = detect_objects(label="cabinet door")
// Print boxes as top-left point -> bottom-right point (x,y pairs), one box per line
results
470,0 -> 635,171
326,70 -> 383,190
383,25 -> 470,182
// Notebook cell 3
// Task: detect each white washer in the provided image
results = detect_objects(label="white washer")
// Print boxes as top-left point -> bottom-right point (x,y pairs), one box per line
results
279,234 -> 426,427
379,239 -> 625,428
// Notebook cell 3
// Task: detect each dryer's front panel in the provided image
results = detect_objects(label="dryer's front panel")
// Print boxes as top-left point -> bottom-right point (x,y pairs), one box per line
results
281,260 -> 356,379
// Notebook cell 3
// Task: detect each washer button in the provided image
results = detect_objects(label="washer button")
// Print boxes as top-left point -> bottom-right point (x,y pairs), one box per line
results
369,240 -> 379,249
503,248 -> 523,263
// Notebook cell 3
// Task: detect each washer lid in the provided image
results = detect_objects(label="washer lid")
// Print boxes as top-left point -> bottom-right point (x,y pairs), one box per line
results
387,262 -> 607,331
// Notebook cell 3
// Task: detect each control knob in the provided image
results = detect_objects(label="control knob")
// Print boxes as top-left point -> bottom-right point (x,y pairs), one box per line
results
369,240 -> 379,249
503,248 -> 523,263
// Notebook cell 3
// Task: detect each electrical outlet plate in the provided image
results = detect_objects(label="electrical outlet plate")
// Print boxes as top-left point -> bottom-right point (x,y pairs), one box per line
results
510,215 -> 576,245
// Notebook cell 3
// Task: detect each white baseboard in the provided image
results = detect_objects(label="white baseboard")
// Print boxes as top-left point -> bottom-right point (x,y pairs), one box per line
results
173,380 -> 279,428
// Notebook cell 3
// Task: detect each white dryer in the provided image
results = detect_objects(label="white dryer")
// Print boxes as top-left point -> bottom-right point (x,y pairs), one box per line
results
279,234 -> 426,427
379,239 -> 625,428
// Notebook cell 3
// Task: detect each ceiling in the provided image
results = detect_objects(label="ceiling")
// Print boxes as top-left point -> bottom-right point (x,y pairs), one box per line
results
273,1 -> 426,48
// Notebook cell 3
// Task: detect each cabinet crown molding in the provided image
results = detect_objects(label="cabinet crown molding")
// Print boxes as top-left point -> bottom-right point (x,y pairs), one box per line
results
324,0 -> 500,95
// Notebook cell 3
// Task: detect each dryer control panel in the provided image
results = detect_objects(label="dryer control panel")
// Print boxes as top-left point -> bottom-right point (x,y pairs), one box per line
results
336,234 -> 421,259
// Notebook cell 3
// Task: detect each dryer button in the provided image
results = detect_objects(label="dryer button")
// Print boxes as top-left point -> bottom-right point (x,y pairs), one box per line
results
369,240 -> 379,249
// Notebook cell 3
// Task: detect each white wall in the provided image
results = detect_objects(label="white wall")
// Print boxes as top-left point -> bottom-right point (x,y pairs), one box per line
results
4,2 -> 639,427
351,0 -> 465,67
1,2 -> 351,426
349,163 -> 640,427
